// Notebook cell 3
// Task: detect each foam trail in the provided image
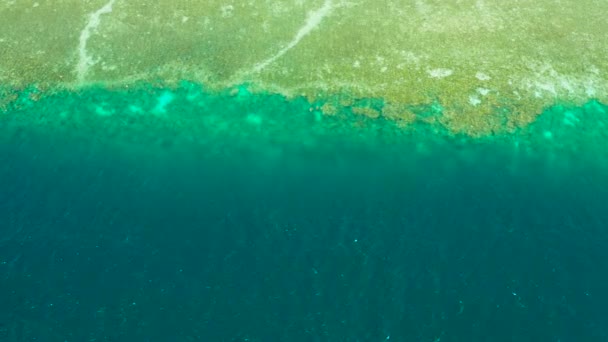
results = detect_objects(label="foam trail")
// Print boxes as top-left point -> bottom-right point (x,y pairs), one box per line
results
75,0 -> 116,82
250,0 -> 334,74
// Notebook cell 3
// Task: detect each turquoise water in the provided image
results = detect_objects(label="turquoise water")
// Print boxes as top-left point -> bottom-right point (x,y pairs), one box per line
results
1,84 -> 608,340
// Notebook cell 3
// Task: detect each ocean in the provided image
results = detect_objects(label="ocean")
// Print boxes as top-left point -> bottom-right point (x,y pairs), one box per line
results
1,84 -> 607,341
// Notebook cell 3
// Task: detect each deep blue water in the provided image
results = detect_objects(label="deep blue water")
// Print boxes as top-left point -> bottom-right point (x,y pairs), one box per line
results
1,87 -> 608,341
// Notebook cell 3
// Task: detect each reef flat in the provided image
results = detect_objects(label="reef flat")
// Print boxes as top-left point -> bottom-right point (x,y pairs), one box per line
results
1,0 -> 607,135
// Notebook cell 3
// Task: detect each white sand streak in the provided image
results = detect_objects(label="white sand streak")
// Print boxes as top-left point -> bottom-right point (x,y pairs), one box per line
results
75,0 -> 116,82
250,0 -> 334,74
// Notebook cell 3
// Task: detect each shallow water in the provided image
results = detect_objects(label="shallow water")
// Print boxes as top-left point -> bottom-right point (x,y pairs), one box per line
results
1,85 -> 608,341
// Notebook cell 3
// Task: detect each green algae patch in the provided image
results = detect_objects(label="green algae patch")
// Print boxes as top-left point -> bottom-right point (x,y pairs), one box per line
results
1,82 -> 607,170
0,82 -> 404,153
